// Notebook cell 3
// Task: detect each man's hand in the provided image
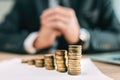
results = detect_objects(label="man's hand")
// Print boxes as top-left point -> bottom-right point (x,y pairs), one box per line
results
41,6 -> 80,44
34,6 -> 80,50
34,27 -> 60,50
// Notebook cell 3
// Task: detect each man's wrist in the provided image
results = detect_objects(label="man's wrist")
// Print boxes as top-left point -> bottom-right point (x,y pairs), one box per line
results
79,28 -> 90,49
23,32 -> 38,54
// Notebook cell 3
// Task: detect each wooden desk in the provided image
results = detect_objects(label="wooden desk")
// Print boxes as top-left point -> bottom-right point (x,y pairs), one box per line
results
0,52 -> 120,80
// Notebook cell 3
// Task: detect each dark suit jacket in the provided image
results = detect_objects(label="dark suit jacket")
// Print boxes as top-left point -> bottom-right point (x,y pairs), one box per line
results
0,0 -> 120,54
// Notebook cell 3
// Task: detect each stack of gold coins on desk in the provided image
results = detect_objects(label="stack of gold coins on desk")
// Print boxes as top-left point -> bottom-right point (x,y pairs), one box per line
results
35,56 -> 44,67
68,45 -> 82,75
44,54 -> 55,70
22,58 -> 35,65
28,59 -> 35,65
55,50 -> 68,73
21,58 -> 29,63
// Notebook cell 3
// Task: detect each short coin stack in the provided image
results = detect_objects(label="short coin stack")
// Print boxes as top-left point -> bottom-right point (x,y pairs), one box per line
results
21,58 -> 29,63
44,54 -> 55,70
55,50 -> 67,73
35,56 -> 44,67
68,45 -> 82,75
28,59 -> 35,65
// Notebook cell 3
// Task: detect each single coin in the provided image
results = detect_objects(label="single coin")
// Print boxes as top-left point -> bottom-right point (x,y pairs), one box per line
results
35,63 -> 44,67
57,67 -> 67,72
68,63 -> 80,67
44,54 -> 54,58
68,53 -> 82,56
36,55 -> 44,60
68,71 -> 81,75
21,58 -> 28,63
68,63 -> 81,67
35,60 -> 44,63
57,64 -> 67,68
56,60 -> 65,64
45,66 -> 55,70
55,50 -> 67,56
68,55 -> 82,60
68,67 -> 81,71
69,45 -> 82,49
55,55 -> 65,60
45,63 -> 55,66
68,60 -> 80,63
68,69 -> 81,72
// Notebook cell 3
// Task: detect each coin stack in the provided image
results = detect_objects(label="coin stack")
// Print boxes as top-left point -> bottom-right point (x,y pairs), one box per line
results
21,58 -> 29,63
44,54 -> 55,70
28,59 -> 35,65
55,50 -> 68,73
35,56 -> 44,67
68,45 -> 82,75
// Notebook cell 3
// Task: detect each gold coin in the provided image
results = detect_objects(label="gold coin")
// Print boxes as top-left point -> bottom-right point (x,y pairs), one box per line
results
21,58 -> 28,63
69,48 -> 81,53
69,45 -> 82,53
68,70 -> 81,73
44,58 -> 54,62
68,63 -> 81,67
68,63 -> 80,66
36,55 -> 44,60
68,53 -> 82,56
55,50 -> 67,56
69,45 -> 82,48
56,60 -> 65,64
68,55 -> 82,60
68,67 -> 81,71
28,59 -> 35,65
44,54 -> 54,58
57,67 -> 67,72
35,60 -> 44,63
68,71 -> 81,75
45,60 -> 54,64
57,64 -> 67,68
68,60 -> 80,63
45,66 -> 55,70
55,55 -> 65,60
35,63 -> 44,67
45,63 -> 54,67
45,58 -> 54,62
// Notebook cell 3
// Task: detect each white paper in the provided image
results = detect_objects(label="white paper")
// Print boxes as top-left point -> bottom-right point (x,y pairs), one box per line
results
0,58 -> 113,80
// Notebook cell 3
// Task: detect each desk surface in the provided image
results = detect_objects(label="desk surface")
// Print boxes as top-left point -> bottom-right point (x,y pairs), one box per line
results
0,52 -> 120,80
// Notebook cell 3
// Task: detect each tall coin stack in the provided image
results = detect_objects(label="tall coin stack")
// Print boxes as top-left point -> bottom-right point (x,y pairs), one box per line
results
44,54 -> 55,70
68,45 -> 82,75
55,50 -> 68,73
35,56 -> 44,67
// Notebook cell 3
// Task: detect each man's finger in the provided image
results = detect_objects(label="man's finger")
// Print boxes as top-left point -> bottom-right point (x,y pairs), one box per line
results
41,6 -> 73,19
45,21 -> 67,33
41,13 -> 69,25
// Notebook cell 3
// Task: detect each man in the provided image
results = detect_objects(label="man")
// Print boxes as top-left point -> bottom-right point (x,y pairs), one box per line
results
0,0 -> 120,54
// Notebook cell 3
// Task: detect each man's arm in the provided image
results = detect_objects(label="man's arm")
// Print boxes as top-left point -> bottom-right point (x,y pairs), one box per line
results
0,0 -> 29,54
89,0 -> 120,52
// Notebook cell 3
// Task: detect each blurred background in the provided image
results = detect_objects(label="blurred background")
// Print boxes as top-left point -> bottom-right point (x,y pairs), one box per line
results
0,0 -> 14,23
0,0 -> 120,24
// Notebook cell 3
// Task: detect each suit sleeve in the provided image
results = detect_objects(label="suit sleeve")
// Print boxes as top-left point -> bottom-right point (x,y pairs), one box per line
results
0,0 -> 29,54
89,0 -> 120,52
